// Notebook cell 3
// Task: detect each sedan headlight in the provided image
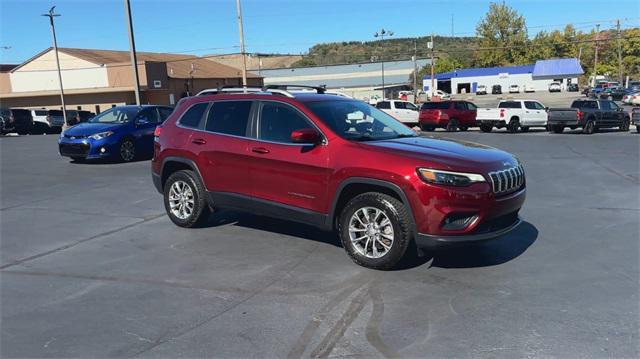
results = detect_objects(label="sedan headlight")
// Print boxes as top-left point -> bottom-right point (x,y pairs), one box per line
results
89,131 -> 113,140
417,168 -> 486,187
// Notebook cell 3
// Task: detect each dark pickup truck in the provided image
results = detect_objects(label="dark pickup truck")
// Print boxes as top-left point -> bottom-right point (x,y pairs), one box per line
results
547,99 -> 630,134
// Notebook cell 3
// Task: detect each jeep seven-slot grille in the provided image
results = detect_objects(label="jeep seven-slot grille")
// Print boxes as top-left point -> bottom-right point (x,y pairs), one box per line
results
488,165 -> 525,194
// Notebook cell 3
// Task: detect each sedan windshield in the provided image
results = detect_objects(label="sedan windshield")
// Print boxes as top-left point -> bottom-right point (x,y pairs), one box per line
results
306,100 -> 417,141
89,107 -> 140,124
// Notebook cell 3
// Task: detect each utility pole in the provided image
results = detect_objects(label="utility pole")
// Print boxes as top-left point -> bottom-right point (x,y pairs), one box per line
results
374,28 -> 393,99
124,0 -> 141,105
42,6 -> 68,127
236,0 -> 248,89
430,34 -> 435,97
413,38 -> 418,99
593,24 -> 600,87
616,19 -> 623,85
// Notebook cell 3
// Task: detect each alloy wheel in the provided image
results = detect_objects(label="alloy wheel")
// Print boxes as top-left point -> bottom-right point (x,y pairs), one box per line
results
120,140 -> 135,161
168,180 -> 195,220
348,207 -> 394,259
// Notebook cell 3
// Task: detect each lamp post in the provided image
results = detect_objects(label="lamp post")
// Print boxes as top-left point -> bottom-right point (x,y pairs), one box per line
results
374,28 -> 393,99
42,6 -> 68,128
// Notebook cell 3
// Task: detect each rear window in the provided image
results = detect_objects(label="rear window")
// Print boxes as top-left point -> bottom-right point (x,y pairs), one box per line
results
11,109 -> 31,117
205,101 -> 252,136
498,101 -> 522,109
179,103 -> 208,128
376,101 -> 391,109
421,102 -> 450,110
571,101 -> 598,109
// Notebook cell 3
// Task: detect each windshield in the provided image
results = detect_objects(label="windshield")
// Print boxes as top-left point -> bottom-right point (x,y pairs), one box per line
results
88,107 -> 139,124
305,100 -> 417,141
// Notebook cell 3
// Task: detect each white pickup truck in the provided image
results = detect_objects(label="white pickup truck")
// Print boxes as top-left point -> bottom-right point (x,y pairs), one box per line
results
476,99 -> 548,133
375,100 -> 420,125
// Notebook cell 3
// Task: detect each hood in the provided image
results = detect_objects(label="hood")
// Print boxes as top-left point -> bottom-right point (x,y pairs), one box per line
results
362,136 -> 518,171
63,122 -> 123,136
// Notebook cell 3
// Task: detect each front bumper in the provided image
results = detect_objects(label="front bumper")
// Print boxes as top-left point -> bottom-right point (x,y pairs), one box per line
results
58,137 -> 116,159
478,119 -> 507,126
416,214 -> 521,249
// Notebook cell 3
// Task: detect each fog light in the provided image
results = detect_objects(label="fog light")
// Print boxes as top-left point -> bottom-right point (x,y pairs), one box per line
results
100,147 -> 106,153
442,213 -> 478,230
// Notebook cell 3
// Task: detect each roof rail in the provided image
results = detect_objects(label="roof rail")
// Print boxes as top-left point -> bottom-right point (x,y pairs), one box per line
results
196,86 -> 295,98
262,84 -> 326,94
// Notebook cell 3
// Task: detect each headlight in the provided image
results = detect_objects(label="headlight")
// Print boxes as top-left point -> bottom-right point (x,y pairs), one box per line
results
89,131 -> 113,140
417,168 -> 486,187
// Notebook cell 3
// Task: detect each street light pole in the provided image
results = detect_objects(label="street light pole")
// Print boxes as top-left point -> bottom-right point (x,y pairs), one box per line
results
42,6 -> 68,127
374,28 -> 393,99
593,24 -> 600,87
124,0 -> 141,105
236,0 -> 248,90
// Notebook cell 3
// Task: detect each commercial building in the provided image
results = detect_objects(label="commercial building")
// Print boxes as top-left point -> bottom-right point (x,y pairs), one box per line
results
423,58 -> 584,95
0,48 -> 262,113
261,59 -> 430,100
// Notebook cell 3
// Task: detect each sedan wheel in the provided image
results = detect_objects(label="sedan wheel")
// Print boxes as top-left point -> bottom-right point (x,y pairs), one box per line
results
119,139 -> 136,162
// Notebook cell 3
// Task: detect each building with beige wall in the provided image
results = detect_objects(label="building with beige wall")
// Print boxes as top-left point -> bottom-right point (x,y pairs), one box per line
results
0,48 -> 262,113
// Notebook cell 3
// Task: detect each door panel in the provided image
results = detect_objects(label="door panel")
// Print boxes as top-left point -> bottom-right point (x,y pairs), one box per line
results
249,101 -> 331,213
195,100 -> 253,195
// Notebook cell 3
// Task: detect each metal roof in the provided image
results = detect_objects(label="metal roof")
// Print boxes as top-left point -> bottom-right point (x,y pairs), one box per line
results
424,58 -> 583,80
262,59 -> 430,88
532,58 -> 584,77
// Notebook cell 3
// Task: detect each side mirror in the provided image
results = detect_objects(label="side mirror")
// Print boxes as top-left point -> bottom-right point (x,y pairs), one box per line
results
291,128 -> 320,144
545,107 -> 549,111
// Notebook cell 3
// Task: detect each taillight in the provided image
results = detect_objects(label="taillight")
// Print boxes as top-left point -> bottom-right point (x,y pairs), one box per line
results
576,111 -> 584,121
154,126 -> 162,138
499,109 -> 505,118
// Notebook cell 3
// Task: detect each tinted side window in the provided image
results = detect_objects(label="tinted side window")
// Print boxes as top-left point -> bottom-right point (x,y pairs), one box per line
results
607,101 -> 619,110
179,103 -> 208,128
259,102 -> 313,143
137,108 -> 160,123
394,101 -> 407,110
205,101 -> 252,136
498,101 -> 522,109
454,102 -> 466,110
376,101 -> 390,109
465,102 -> 477,110
524,101 -> 538,110
159,107 -> 174,121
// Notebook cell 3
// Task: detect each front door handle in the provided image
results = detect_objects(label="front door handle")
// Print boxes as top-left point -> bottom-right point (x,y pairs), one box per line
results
191,138 -> 206,145
251,147 -> 270,154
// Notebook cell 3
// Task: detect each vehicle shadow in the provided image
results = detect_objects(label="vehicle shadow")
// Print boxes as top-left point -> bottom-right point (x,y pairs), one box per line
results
201,209 -> 341,248
201,210 -> 537,270
425,221 -> 538,269
68,155 -> 152,165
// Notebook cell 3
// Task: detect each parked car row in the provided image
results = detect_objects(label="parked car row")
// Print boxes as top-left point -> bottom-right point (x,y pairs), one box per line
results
0,108 -> 97,135
475,83 -> 569,95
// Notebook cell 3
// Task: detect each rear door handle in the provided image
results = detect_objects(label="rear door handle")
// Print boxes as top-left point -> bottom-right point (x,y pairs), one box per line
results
251,147 -> 270,154
191,138 -> 206,145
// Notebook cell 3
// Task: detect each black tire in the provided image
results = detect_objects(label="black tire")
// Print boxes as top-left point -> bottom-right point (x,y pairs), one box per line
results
583,120 -> 595,135
420,124 -> 435,132
520,126 -> 529,132
507,118 -> 520,133
552,125 -> 564,134
459,126 -> 468,131
338,192 -> 413,270
163,170 -> 211,228
636,126 -> 640,133
620,120 -> 630,132
446,119 -> 458,132
480,124 -> 493,133
119,138 -> 136,162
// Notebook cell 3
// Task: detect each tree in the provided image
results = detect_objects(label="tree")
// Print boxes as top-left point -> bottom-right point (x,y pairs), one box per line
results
475,2 -> 528,66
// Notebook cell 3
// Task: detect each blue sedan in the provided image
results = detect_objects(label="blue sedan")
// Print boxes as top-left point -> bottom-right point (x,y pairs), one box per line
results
58,105 -> 173,162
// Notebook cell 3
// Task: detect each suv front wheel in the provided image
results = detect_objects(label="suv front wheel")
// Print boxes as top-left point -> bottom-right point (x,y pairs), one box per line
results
338,193 -> 413,270
163,170 -> 210,227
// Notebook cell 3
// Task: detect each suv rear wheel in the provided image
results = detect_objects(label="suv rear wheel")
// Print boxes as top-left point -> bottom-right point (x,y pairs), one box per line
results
338,193 -> 413,270
164,170 -> 210,227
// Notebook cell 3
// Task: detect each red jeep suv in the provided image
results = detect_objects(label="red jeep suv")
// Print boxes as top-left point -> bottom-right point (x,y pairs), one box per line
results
419,100 -> 478,132
152,86 -> 525,269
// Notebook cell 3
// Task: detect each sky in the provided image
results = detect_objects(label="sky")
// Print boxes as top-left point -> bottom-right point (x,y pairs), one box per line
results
1,0 -> 639,64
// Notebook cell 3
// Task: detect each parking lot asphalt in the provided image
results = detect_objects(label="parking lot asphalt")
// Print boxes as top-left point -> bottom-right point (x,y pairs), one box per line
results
1,131 -> 638,358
